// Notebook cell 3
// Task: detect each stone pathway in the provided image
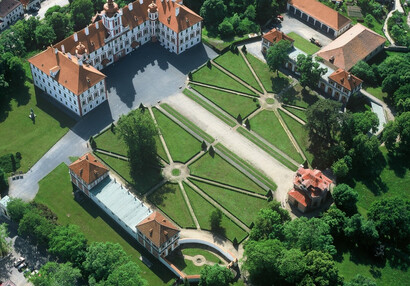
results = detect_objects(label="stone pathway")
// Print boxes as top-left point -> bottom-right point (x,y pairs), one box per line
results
383,0 -> 405,45
179,182 -> 200,230
94,149 -> 129,161
239,49 -> 266,93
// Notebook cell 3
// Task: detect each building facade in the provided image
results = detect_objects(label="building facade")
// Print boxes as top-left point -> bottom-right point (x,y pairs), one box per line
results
20,0 -> 40,11
0,0 -> 23,30
261,28 -> 294,54
29,0 -> 202,116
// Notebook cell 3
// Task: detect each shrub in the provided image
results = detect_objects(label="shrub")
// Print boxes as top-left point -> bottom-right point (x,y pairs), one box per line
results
245,118 -> 251,130
207,60 -> 212,68
0,168 -> 8,191
0,154 -> 19,173
110,123 -> 115,133
201,141 -> 208,151
188,71 -> 192,80
15,152 -> 22,160
209,146 -> 215,157
242,45 -> 247,53
237,114 -> 242,124
218,20 -> 234,39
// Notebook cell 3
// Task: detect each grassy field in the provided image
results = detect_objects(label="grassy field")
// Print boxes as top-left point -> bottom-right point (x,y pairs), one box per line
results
160,103 -> 214,143
365,86 -> 388,102
165,251 -> 203,275
184,183 -> 248,242
191,84 -> 260,119
149,183 -> 195,228
183,89 -> 236,127
287,32 -> 320,55
181,248 -> 222,264
280,84 -> 319,108
192,64 -> 255,95
214,51 -> 262,93
34,163 -> 174,285
283,106 -> 307,122
201,27 -> 248,52
189,152 -> 266,194
153,108 -> 201,163
95,152 -> 163,195
250,110 -> 302,162
0,62 -> 75,173
279,110 -> 314,164
192,180 -> 268,227
245,53 -> 290,94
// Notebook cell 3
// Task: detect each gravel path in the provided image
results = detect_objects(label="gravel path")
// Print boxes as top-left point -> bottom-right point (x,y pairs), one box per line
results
164,93 -> 294,204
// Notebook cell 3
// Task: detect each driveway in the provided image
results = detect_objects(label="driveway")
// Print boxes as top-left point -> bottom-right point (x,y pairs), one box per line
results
9,42 -> 217,201
25,0 -> 69,19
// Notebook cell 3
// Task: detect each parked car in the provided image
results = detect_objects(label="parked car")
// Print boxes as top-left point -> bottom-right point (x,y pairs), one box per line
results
277,15 -> 284,21
17,262 -> 27,272
310,37 -> 322,47
14,257 -> 25,267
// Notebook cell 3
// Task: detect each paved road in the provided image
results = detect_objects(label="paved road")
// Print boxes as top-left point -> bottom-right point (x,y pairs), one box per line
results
164,93 -> 294,205
9,43 -> 217,201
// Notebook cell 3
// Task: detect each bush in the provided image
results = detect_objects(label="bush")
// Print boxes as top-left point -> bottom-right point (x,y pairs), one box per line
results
6,198 -> 31,223
237,114 -> 242,124
188,71 -> 192,80
332,184 -> 358,215
201,141 -> 207,151
0,154 -> 20,173
218,19 -> 234,39
242,45 -> 247,53
207,60 -> 212,68
0,168 -> 8,191
209,146 -> 215,157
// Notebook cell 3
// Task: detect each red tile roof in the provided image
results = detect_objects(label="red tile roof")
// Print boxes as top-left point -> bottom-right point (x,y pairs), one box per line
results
28,47 -> 106,96
296,167 -> 332,196
137,211 -> 179,248
68,153 -> 109,185
263,28 -> 294,44
328,68 -> 363,91
289,189 -> 310,207
288,0 -> 351,31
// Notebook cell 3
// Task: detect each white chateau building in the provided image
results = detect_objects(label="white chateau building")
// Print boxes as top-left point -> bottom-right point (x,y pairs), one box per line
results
29,0 -> 202,117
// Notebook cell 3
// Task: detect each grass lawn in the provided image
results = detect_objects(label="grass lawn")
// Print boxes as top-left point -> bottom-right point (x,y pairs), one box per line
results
166,251 -> 203,275
184,183 -> 248,242
160,103 -> 214,143
250,110 -> 302,162
283,106 -> 307,122
183,89 -> 236,127
191,180 -> 268,227
0,62 -> 75,173
153,108 -> 201,163
192,64 -> 255,95
280,84 -> 319,108
34,163 -> 174,285
279,110 -> 314,164
189,152 -> 266,195
95,152 -> 163,195
287,32 -> 321,54
214,51 -> 262,93
202,27 -> 248,52
365,86 -> 388,102
245,53 -> 290,94
191,84 -> 260,119
148,183 -> 195,228
181,248 -> 222,264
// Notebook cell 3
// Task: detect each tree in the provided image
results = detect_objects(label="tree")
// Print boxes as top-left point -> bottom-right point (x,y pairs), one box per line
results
390,24 -> 408,46
332,184 -> 358,215
331,157 -> 349,178
70,0 -> 94,31
394,84 -> 410,114
199,264 -> 233,286
46,12 -> 72,42
341,111 -> 379,148
296,54 -> 327,90
268,200 -> 291,223
218,19 -> 234,39
301,250 -> 343,286
83,242 -> 130,282
209,209 -> 222,230
35,23 -> 56,49
266,40 -> 292,75
351,134 -> 381,170
244,118 -> 250,130
236,114 -> 242,124
0,223 -> 11,257
44,5 -> 62,18
209,145 -> 215,157
395,112 -> 410,154
92,0 -> 106,12
321,206 -> 347,238
6,198 -> 31,222
0,168 -> 8,192
1,53 -> 26,85
345,274 -> 377,286
344,214 -> 379,249
368,197 -> 410,246
350,61 -> 376,85
13,17 -> 40,51
49,225 -> 88,267
255,0 -> 278,24
249,208 -> 284,241
278,248 -> 306,284
0,27 -> 26,56
104,261 -> 147,286
30,262 -> 81,286
244,5 -> 256,20
116,110 -> 160,182
18,209 -> 55,246
200,0 -> 227,28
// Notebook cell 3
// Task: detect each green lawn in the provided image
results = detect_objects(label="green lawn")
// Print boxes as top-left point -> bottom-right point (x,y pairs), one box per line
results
279,110 -> 314,164
365,86 -> 388,102
201,27 -> 249,52
181,248 -> 222,264
192,64 -> 255,95
184,183 -> 248,242
250,110 -> 302,162
95,152 -> 163,194
245,53 -> 290,94
189,153 -> 266,195
34,163 -> 174,285
280,84 -> 319,108
153,108 -> 201,163
148,183 -> 195,228
283,106 -> 307,122
183,89 -> 236,127
191,84 -> 260,119
287,32 -> 320,54
165,251 -> 203,275
191,180 -> 268,227
0,62 -> 75,173
214,51 -> 262,93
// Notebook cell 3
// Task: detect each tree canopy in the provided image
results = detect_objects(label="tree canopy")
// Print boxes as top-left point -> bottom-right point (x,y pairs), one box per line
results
296,54 -> 327,90
199,264 -> 234,286
332,184 -> 358,215
104,261 -> 147,286
70,0 -> 94,31
301,251 -> 343,286
6,198 -> 32,223
266,40 -> 292,75
30,262 -> 81,286
0,223 -> 11,257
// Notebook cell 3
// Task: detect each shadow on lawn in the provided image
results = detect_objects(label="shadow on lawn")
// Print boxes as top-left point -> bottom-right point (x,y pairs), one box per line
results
0,83 -> 31,123
148,183 -> 175,206
74,190 -> 175,284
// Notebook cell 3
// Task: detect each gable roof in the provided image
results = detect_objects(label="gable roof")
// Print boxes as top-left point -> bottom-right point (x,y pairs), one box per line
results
136,211 -> 179,248
288,0 -> 351,31
28,47 -> 106,96
68,153 -> 109,185
328,68 -> 363,91
296,167 -> 332,195
263,28 -> 294,44
289,189 -> 311,207
0,0 -> 21,18
316,23 -> 386,71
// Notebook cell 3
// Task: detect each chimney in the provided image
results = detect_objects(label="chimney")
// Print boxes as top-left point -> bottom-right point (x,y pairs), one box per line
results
80,168 -> 83,176
54,48 -> 58,54
74,33 -> 78,42
175,7 -> 179,17
67,53 -> 72,60
128,2 -> 133,10
78,60 -> 83,66
329,56 -> 334,63
61,44 -> 65,53
95,21 -> 99,29
85,26 -> 89,35
139,0 -> 143,4
119,8 -> 123,16
341,78 -> 344,84
86,154 -> 88,160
